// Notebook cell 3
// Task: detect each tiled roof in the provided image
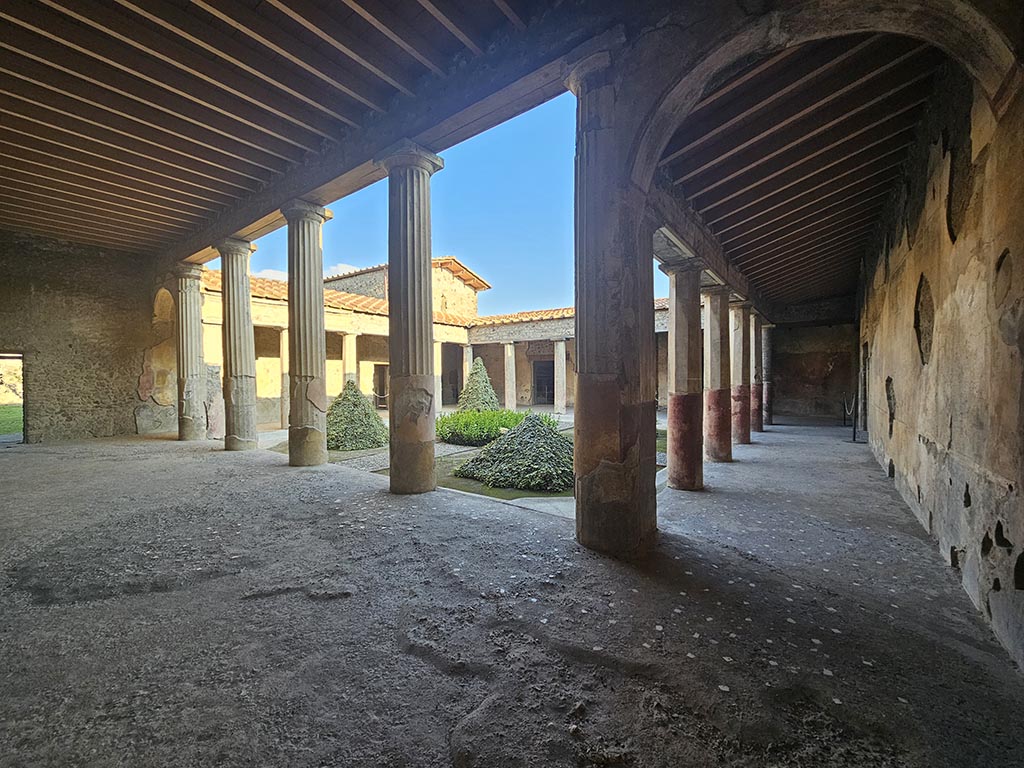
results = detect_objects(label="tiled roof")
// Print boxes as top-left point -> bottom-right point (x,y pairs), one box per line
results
469,297 -> 670,327
202,271 -> 473,327
323,256 -> 491,291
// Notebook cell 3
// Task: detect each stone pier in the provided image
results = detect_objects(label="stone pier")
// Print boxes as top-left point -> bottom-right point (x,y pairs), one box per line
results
663,264 -> 703,490
503,342 -> 516,410
762,324 -> 774,426
175,263 -> 207,441
553,339 -> 567,414
730,303 -> 751,445
283,199 -> 331,467
279,328 -> 289,429
434,341 -> 443,409
380,140 -> 443,494
343,333 -> 358,384
568,52 -> 657,555
217,238 -> 257,451
462,344 -> 473,390
751,313 -> 764,433
702,287 -> 732,462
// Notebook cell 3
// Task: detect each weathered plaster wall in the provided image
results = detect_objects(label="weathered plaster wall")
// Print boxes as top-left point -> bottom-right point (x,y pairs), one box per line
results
0,231 -> 151,442
433,268 -> 478,318
772,324 -> 857,421
859,70 -> 1024,666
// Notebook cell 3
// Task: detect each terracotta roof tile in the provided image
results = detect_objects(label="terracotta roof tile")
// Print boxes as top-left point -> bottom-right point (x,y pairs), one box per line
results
323,256 -> 490,291
470,297 -> 670,327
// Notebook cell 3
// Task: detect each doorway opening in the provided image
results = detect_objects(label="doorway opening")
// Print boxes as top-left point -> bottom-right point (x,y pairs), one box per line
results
0,353 -> 24,444
533,360 -> 555,405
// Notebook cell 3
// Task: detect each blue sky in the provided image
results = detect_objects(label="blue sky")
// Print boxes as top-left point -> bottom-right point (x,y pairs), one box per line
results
242,91 -> 668,315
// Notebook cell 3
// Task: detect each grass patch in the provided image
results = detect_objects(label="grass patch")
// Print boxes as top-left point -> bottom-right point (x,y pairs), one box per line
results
0,404 -> 23,435
656,428 -> 667,454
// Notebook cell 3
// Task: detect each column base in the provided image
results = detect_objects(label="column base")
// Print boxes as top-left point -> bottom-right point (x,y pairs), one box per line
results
574,374 -> 657,557
389,373 -> 436,494
224,435 -> 257,451
224,375 -> 257,451
667,392 -> 703,490
732,384 -> 751,444
177,416 -> 207,442
289,426 -> 328,467
704,388 -> 732,462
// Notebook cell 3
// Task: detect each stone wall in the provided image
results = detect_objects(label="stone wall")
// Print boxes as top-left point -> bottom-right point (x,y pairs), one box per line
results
433,268 -> 478,318
324,268 -> 386,299
772,324 -> 857,421
0,231 -> 151,442
859,69 -> 1023,666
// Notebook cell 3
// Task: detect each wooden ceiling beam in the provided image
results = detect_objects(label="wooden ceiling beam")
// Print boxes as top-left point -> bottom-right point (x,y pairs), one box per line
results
341,0 -> 447,76
756,258 -> 863,296
0,197 -> 191,238
112,0 -> 363,128
674,60 -> 937,189
0,109 -> 254,196
720,186 -> 893,251
0,213 -> 158,251
0,116 -> 250,200
265,0 -> 418,95
733,214 -> 878,265
38,0 -> 340,141
0,188 -> 202,232
492,0 -> 528,30
415,0 -> 485,56
690,108 -> 921,212
0,163 -> 216,220
0,44 -> 296,174
1,171 -> 202,227
662,34 -> 882,165
763,267 -> 861,301
749,240 -> 868,284
1,1 -> 319,157
739,222 -> 876,275
192,0 -> 393,112
711,152 -> 905,233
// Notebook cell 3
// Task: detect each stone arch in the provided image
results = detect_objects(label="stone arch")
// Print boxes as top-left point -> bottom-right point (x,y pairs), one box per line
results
630,0 -> 1021,194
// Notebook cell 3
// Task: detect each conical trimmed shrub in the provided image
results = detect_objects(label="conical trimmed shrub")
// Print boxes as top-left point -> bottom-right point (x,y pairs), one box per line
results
457,357 -> 500,412
454,413 -> 573,492
326,380 -> 389,451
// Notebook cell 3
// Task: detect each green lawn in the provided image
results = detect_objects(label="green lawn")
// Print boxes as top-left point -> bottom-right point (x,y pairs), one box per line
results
656,428 -> 667,453
0,404 -> 23,435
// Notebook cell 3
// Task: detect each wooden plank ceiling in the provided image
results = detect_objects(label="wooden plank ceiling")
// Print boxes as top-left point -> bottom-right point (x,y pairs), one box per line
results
0,0 -> 532,253
660,33 -> 946,307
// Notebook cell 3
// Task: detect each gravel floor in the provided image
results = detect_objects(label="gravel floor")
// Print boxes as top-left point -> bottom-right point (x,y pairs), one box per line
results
0,425 -> 1021,767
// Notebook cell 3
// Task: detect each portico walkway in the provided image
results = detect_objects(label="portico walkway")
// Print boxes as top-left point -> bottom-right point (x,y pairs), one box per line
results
1,427 -> 1020,767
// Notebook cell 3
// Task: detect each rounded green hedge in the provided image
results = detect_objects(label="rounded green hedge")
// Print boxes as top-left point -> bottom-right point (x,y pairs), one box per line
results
326,380 -> 389,451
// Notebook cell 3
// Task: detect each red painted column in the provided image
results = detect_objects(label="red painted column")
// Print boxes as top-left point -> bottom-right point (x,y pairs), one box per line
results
750,312 -> 764,432
731,303 -> 751,445
762,324 -> 774,426
663,264 -> 703,490
702,287 -> 732,461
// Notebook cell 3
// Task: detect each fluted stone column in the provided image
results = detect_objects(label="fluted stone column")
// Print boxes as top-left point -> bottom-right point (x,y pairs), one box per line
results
379,140 -> 443,494
282,199 -> 331,466
279,328 -> 289,429
217,238 -> 257,451
554,339 -> 567,414
730,303 -> 752,445
175,263 -> 207,441
663,264 -> 703,490
751,313 -> 764,433
703,287 -> 732,462
462,344 -> 473,391
343,333 -> 359,385
503,342 -> 517,410
568,52 -> 657,555
762,324 -> 774,426
433,341 -> 444,410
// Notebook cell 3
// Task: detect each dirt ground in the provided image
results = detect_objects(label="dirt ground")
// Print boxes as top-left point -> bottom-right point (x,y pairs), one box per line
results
1,425 -> 1021,767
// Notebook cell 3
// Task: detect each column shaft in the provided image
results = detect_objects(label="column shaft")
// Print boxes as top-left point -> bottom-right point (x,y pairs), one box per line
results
381,141 -> 443,494
461,344 -> 473,391
503,343 -> 516,410
762,325 -> 774,426
434,341 -> 444,410
569,53 -> 657,555
703,288 -> 732,461
218,238 -> 257,451
284,199 -> 330,466
343,333 -> 359,385
665,266 -> 703,490
176,264 -> 207,441
553,339 -> 567,414
730,303 -> 751,445
751,314 -> 764,432
279,328 -> 289,429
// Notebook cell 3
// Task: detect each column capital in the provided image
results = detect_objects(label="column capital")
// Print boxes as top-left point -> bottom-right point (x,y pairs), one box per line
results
281,198 -> 332,224
701,285 -> 732,297
174,262 -> 204,281
215,238 -> 255,259
563,50 -> 612,95
730,300 -> 753,309
659,260 -> 704,276
376,139 -> 443,176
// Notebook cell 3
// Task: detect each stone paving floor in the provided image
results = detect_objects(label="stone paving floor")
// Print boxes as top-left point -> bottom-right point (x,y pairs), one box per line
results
0,425 -> 1021,767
